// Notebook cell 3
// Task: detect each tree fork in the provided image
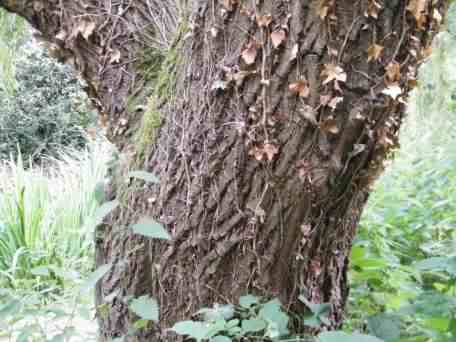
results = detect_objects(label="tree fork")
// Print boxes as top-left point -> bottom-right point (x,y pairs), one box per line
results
0,0 -> 448,340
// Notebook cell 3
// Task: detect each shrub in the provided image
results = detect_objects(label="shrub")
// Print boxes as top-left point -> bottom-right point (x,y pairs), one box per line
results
0,44 -> 95,162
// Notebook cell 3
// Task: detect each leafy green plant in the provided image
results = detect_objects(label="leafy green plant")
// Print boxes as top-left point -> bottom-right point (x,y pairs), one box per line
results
0,45 -> 95,162
0,139 -> 113,291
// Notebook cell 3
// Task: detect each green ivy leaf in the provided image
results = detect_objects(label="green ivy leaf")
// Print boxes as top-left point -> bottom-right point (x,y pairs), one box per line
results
128,171 -> 160,184
129,295 -> 159,322
258,299 -> 289,337
239,295 -> 259,308
131,217 -> 171,240
171,321 -> 210,342
241,318 -> 267,334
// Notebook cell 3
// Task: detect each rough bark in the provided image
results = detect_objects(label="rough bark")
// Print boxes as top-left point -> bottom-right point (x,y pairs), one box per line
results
0,0 -> 447,341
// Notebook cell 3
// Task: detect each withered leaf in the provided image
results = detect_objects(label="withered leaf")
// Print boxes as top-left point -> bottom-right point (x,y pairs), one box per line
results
367,43 -> 384,62
271,29 -> 286,48
241,40 -> 259,65
320,117 -> 339,134
385,62 -> 401,83
289,80 -> 310,98
407,0 -> 427,29
256,14 -> 273,28
321,63 -> 347,85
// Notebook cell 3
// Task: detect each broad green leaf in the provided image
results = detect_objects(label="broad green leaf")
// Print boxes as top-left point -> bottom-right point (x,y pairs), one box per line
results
131,217 -> 171,240
128,171 -> 160,184
92,200 -> 119,226
241,318 -> 267,334
129,295 -> 159,321
239,295 -> 259,308
258,299 -> 289,336
80,263 -> 112,293
171,321 -> 210,341
318,331 -> 385,342
367,314 -> 401,342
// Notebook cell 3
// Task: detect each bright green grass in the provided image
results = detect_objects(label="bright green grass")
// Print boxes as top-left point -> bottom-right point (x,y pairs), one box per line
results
0,138 -> 113,290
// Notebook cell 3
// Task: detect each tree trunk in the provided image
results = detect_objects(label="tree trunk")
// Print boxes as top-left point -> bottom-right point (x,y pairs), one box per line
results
0,0 -> 447,340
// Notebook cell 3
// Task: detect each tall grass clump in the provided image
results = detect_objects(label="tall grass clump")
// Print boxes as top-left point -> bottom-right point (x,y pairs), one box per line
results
0,138 -> 113,291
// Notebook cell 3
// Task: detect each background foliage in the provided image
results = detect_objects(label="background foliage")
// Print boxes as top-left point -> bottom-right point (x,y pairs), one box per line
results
0,44 -> 95,162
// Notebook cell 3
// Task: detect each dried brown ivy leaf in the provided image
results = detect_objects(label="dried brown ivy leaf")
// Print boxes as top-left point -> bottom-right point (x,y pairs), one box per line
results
365,0 -> 383,19
241,40 -> 259,65
320,117 -> 339,134
367,43 -> 384,62
321,63 -> 347,90
74,19 -> 96,41
289,80 -> 310,98
385,62 -> 401,83
271,29 -> 286,48
256,14 -> 273,28
407,0 -> 427,30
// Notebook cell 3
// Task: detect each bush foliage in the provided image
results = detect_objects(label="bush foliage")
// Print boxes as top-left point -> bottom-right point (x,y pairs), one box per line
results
0,46 -> 95,162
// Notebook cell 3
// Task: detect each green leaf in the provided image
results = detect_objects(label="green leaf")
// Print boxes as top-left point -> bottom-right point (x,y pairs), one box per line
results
367,314 -> 401,342
30,266 -> 50,276
131,217 -> 171,240
0,298 -> 22,319
128,171 -> 160,184
197,304 -> 235,322
239,295 -> 259,308
80,263 -> 112,293
318,331 -> 385,342
258,299 -> 289,337
171,321 -> 210,342
92,200 -> 119,226
211,336 -> 232,342
241,318 -> 267,334
94,181 -> 106,204
129,295 -> 159,322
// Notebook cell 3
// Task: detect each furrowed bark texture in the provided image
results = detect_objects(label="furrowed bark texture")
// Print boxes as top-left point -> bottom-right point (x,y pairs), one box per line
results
0,0 -> 447,340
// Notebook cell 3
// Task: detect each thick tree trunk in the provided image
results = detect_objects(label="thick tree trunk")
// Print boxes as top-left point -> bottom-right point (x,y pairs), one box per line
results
0,0 -> 447,340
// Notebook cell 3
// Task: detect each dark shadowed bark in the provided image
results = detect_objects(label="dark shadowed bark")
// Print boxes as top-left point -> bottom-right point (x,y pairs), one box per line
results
0,0 -> 447,340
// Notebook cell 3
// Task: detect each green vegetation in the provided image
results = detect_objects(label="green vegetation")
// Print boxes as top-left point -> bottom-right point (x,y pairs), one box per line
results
0,46 -> 95,162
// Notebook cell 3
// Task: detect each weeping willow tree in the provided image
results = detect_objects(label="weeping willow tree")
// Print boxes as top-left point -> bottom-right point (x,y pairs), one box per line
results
0,8 -> 26,94
0,1 -> 449,341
